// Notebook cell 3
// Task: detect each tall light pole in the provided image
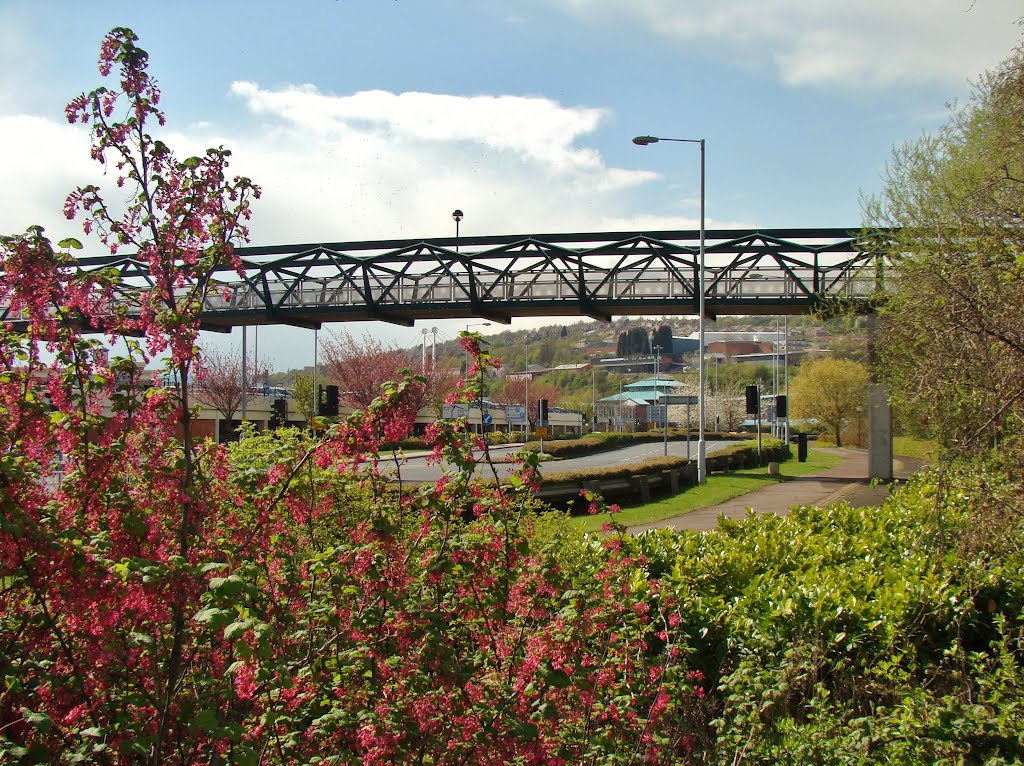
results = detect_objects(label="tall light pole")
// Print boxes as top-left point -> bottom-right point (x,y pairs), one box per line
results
784,316 -> 790,444
465,321 -> 490,434
591,365 -> 596,434
312,327 -> 319,419
633,135 -> 707,482
524,339 -> 530,433
654,345 -> 668,456
241,326 -> 247,422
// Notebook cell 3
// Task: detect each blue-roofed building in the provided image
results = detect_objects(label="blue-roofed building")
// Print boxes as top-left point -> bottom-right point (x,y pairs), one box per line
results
595,376 -> 688,431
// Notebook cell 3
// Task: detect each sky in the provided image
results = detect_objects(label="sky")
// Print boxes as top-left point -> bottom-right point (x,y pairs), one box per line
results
1,0 -> 1021,370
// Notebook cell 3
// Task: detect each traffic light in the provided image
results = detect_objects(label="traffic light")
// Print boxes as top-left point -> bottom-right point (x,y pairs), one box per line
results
271,397 -> 288,428
539,399 -> 549,423
775,395 -> 788,419
745,385 -> 760,415
324,385 -> 340,416
318,385 -> 340,417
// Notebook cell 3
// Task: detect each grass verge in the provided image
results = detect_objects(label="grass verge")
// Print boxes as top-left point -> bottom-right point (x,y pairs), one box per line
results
892,436 -> 938,461
575,448 -> 842,534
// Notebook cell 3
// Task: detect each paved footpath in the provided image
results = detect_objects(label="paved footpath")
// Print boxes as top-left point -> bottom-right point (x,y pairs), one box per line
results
627,448 -> 926,534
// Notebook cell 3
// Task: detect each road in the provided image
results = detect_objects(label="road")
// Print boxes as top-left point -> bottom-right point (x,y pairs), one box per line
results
379,439 -> 736,484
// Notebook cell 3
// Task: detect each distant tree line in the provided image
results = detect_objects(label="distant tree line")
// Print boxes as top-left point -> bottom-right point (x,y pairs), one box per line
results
616,324 -> 674,358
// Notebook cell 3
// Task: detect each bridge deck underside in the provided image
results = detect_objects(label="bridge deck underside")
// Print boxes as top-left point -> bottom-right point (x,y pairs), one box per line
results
2,228 -> 887,330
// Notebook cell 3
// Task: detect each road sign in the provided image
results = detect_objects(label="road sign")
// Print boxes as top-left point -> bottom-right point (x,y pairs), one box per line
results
534,426 -> 548,438
660,395 -> 699,405
483,412 -> 493,426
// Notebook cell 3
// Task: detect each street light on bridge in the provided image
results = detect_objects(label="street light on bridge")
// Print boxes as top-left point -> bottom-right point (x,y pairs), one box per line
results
452,209 -> 464,254
633,134 -> 707,484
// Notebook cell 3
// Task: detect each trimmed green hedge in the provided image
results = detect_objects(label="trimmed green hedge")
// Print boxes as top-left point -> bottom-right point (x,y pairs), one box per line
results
543,455 -> 692,484
524,430 -> 749,459
540,439 -> 789,486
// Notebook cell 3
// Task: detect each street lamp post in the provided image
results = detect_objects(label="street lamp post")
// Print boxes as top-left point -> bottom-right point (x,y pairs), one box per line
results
465,321 -> 490,434
654,345 -> 668,456
591,365 -> 596,434
633,134 -> 707,483
524,339 -> 530,435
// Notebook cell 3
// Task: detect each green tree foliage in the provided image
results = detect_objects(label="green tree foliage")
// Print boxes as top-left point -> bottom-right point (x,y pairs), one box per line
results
291,372 -> 315,423
790,357 -> 869,447
866,44 -> 1024,454
713,361 -> 773,393
617,327 -> 651,358
652,324 -> 674,355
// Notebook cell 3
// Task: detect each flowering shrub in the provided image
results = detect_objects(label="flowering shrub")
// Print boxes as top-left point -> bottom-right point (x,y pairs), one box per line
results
10,27 -> 1017,766
0,29 -> 700,765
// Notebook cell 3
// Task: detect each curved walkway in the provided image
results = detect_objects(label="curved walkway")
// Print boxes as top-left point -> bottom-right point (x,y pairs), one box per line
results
627,449 -> 926,534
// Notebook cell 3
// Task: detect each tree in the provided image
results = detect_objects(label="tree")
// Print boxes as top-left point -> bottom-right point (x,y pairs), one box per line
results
617,327 -> 651,358
420,360 -> 462,417
191,347 -> 271,430
1,28 -> 263,762
866,44 -> 1024,454
790,357 -> 869,447
3,28 -> 712,766
652,324 -> 674,355
292,372 -> 315,423
714,361 -> 773,393
321,330 -> 414,409
709,381 -> 747,432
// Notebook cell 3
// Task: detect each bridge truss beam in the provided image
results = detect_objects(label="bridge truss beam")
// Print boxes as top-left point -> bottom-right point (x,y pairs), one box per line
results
2,228 -> 889,331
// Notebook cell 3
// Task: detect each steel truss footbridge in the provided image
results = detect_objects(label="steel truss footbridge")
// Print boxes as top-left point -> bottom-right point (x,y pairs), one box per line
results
3,228 -> 886,331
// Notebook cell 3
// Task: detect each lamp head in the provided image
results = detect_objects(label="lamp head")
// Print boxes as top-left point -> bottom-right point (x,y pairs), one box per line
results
452,209 -> 464,222
632,135 -> 659,146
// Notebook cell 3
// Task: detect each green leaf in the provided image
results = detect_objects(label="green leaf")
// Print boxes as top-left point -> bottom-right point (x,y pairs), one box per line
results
208,575 -> 246,596
193,708 -> 220,733
21,707 -> 53,732
224,619 -> 252,641
193,606 -> 233,630
546,668 -> 572,688
57,237 -> 83,250
513,720 -> 539,741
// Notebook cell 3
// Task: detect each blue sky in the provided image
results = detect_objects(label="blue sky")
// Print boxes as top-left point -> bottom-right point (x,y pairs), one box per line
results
2,1 -> 1021,369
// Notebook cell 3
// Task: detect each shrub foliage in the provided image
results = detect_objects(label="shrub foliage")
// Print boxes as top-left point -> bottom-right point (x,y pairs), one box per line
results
1,27 -> 1022,766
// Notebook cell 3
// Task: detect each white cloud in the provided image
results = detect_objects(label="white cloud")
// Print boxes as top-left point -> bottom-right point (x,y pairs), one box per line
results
0,115 -> 96,240
0,83 -> 657,248
231,82 -> 614,173
550,0 -> 1022,89
218,82 -> 657,244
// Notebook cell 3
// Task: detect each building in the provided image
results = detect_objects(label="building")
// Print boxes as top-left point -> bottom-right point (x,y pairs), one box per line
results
595,376 -> 687,431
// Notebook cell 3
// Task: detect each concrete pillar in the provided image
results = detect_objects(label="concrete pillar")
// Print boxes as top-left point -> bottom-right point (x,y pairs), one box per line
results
868,383 -> 893,481
630,476 -> 651,503
668,469 -> 680,493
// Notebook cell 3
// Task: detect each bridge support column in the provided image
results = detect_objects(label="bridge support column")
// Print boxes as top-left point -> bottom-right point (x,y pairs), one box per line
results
630,476 -> 651,503
868,383 -> 893,482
